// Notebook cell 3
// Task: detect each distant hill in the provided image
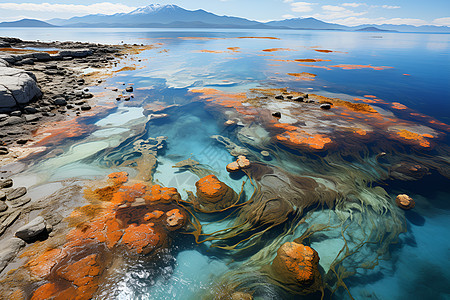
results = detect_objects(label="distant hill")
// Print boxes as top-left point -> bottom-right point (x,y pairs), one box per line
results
266,18 -> 347,30
48,4 -> 263,28
0,19 -> 57,27
2,4 -> 447,33
355,26 -> 397,32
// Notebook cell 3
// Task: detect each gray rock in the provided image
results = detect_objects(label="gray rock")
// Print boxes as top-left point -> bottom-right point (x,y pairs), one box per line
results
59,49 -> 92,58
0,113 -> 8,121
0,201 -> 7,212
10,110 -> 21,116
0,237 -> 25,273
320,103 -> 332,110
6,187 -> 27,201
20,58 -> 35,65
53,98 -> 67,106
0,179 -> 13,188
4,116 -> 24,125
0,66 -> 42,108
0,58 -> 9,67
8,196 -> 31,208
275,95 -> 284,100
32,52 -> 51,61
272,112 -> 281,118
24,114 -> 39,122
24,106 -> 38,114
0,191 -> 6,201
126,86 -> 133,92
0,54 -> 16,64
80,104 -> 91,111
15,216 -> 46,241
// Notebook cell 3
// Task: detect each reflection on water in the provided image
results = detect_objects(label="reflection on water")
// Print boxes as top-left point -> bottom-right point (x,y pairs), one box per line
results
1,29 -> 449,300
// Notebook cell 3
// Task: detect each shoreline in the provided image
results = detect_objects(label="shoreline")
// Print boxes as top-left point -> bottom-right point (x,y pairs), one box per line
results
0,37 -> 128,151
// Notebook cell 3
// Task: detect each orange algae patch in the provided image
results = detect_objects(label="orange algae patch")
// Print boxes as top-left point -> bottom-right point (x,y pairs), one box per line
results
330,64 -> 393,70
262,48 -> 295,52
392,102 -> 408,110
395,130 -> 433,147
31,283 -> 58,300
314,49 -> 333,53
311,94 -> 377,113
297,64 -> 332,70
28,248 -> 65,278
196,50 -> 226,54
287,72 -> 317,81
364,95 -> 377,98
190,88 -> 252,114
227,47 -> 240,52
403,74 -> 411,76
354,129 -> 368,136
0,48 -> 58,54
113,66 -> 136,73
275,123 -> 332,150
24,173 -> 189,300
121,223 -> 160,254
196,175 -> 224,197
31,118 -> 94,146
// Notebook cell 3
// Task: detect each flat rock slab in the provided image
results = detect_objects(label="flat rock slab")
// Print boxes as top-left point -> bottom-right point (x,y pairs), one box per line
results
6,187 -> 27,201
0,66 -> 42,109
15,216 -> 46,241
0,237 -> 25,273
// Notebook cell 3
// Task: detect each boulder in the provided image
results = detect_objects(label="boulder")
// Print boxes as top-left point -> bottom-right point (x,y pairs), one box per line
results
15,216 -> 47,241
32,52 -> 52,62
0,190 -> 6,200
4,116 -> 24,125
0,67 -> 42,109
125,86 -> 133,92
270,242 -> 322,295
320,103 -> 331,110
0,58 -> 9,67
58,49 -> 92,58
226,155 -> 251,172
395,194 -> 415,210
272,112 -> 281,118
0,238 -> 25,273
0,178 -> 13,188
0,201 -> 7,212
195,175 -> 238,211
6,187 -> 27,201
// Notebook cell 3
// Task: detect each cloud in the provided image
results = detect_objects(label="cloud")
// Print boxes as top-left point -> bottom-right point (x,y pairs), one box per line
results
433,17 -> 450,26
342,3 -> 365,8
290,2 -> 317,13
282,14 -> 296,19
381,5 -> 400,9
0,2 -> 137,15
322,5 -> 346,12
283,0 -> 294,2
332,16 -> 430,26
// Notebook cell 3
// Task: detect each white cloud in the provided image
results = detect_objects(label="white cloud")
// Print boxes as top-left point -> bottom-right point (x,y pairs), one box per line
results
432,17 -> 450,26
283,0 -> 294,3
342,3 -> 365,8
0,2 -> 137,15
290,2 -> 317,13
282,14 -> 296,19
322,5 -> 346,12
381,5 -> 400,9
332,16 -> 430,26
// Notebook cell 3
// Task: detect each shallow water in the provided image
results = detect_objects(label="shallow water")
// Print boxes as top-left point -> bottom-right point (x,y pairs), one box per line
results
2,28 -> 450,299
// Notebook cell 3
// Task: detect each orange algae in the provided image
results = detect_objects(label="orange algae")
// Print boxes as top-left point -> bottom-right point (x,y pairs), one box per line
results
311,94 -> 377,113
287,72 -> 317,81
391,102 -> 408,110
0,48 -> 58,54
274,123 -> 332,150
364,95 -> 377,98
23,173 -> 188,300
395,130 -> 432,147
196,50 -> 226,54
314,49 -> 333,53
227,47 -> 240,52
330,64 -> 393,70
262,48 -> 295,52
297,64 -> 332,70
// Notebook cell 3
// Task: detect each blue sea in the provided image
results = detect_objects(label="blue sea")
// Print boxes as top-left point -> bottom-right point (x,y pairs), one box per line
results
1,28 -> 449,299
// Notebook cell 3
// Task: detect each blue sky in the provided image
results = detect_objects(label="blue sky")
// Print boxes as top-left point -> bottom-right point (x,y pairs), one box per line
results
0,0 -> 449,26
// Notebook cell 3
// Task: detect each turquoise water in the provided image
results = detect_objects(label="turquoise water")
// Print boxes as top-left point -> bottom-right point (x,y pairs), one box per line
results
3,28 -> 450,299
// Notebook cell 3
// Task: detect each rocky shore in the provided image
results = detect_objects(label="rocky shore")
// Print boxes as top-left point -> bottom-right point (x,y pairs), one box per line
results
0,37 -> 126,149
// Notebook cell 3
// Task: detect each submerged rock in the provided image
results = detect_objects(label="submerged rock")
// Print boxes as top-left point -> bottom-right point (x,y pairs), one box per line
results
395,194 -> 415,210
270,242 -> 322,295
195,175 -> 238,211
15,216 -> 47,241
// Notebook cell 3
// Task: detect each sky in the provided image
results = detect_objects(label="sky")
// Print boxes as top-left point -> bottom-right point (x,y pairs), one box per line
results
0,0 -> 449,27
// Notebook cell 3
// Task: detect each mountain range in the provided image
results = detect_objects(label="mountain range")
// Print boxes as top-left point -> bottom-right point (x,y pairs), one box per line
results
1,4 -> 449,33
